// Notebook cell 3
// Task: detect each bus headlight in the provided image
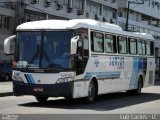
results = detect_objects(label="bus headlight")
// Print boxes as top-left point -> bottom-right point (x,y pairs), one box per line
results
12,72 -> 23,82
56,77 -> 74,83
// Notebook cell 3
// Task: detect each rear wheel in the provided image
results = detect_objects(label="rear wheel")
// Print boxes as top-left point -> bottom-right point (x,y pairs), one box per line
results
127,77 -> 142,95
85,80 -> 96,103
35,96 -> 48,104
134,78 -> 142,95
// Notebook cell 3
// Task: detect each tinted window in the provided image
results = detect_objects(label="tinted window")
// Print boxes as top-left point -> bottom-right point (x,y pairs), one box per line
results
146,42 -> 151,55
104,34 -> 116,53
91,32 -> 104,52
129,38 -> 137,54
118,36 -> 127,54
138,40 -> 146,55
150,41 -> 154,55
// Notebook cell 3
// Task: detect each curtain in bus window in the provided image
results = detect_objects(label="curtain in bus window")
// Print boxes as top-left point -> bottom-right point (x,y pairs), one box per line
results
138,41 -> 142,54
142,42 -> 146,55
93,32 -> 103,52
138,41 -> 145,55
130,38 -> 137,54
118,37 -> 127,54
146,42 -> 151,55
104,34 -> 114,53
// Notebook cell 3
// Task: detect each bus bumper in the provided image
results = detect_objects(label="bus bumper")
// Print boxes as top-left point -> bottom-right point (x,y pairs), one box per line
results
13,81 -> 74,98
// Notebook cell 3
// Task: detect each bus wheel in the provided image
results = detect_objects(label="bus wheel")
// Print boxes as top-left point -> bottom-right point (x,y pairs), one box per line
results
127,77 -> 142,95
85,80 -> 96,103
35,96 -> 48,104
134,77 -> 142,95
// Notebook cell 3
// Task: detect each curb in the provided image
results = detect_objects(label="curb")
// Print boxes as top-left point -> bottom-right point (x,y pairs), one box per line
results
0,92 -> 13,97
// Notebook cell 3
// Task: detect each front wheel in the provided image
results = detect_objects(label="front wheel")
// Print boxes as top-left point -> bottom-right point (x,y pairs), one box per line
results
85,81 -> 96,103
35,96 -> 48,104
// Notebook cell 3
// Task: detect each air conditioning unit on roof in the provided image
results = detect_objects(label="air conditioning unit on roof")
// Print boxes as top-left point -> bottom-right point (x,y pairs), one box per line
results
77,10 -> 84,15
30,0 -> 39,4
95,14 -> 100,20
68,7 -> 74,13
44,0 -> 52,7
56,4 -> 63,10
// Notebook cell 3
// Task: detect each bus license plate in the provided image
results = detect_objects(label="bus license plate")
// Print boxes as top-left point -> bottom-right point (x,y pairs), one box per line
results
33,87 -> 43,92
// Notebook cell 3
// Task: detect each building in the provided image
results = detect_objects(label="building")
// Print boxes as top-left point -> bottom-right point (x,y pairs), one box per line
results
0,0 -> 118,62
0,0 -> 160,70
117,0 -> 160,74
0,0 -> 17,62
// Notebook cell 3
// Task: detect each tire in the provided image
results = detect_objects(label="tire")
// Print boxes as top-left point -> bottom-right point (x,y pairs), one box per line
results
85,80 -> 96,103
134,78 -> 142,95
35,96 -> 48,104
127,77 -> 142,95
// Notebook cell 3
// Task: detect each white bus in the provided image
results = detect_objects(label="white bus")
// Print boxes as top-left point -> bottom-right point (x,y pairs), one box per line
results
4,19 -> 155,103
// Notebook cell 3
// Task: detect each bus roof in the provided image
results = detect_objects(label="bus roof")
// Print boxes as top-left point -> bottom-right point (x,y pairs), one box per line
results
17,19 -> 154,41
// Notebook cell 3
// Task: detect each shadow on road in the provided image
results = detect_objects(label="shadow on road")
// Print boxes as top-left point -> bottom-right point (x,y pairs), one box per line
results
19,92 -> 160,111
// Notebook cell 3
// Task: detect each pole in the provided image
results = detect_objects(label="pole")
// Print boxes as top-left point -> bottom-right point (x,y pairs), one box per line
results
125,1 -> 130,31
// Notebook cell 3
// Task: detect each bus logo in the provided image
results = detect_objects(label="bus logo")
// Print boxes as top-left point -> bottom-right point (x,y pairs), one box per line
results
94,59 -> 100,67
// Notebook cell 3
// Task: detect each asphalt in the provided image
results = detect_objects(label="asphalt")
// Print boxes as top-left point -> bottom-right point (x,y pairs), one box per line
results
0,81 -> 13,97
0,79 -> 160,97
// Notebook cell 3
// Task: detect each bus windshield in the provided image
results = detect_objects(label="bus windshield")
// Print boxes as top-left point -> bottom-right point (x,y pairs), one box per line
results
17,31 -> 73,70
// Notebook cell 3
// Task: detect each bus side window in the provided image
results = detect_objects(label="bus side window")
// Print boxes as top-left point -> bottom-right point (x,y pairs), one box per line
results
104,34 -> 116,53
150,41 -> 154,56
138,40 -> 146,55
146,42 -> 151,55
118,36 -> 127,54
129,38 -> 137,55
91,32 -> 104,53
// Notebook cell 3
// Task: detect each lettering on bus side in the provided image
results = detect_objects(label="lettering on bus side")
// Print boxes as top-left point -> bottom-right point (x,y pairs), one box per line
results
109,56 -> 124,69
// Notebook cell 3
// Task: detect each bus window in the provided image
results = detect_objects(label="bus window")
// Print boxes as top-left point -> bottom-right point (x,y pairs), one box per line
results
129,38 -> 137,55
91,32 -> 104,52
146,42 -> 151,55
118,36 -> 127,54
151,41 -> 154,56
104,34 -> 116,53
138,40 -> 146,55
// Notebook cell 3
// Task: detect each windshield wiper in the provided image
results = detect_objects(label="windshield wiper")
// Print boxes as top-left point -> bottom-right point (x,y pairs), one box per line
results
25,47 -> 40,69
25,47 -> 52,69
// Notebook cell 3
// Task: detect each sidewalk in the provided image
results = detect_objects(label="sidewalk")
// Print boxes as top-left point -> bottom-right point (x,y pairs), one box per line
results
0,81 -> 13,97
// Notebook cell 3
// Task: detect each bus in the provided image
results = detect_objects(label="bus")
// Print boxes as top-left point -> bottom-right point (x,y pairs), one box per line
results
4,19 -> 155,103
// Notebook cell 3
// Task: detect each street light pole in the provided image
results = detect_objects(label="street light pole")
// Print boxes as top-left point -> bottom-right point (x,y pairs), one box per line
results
125,0 -> 144,31
125,1 -> 130,31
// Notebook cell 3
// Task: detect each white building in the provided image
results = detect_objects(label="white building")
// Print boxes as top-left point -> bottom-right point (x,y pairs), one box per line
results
117,0 -> 160,74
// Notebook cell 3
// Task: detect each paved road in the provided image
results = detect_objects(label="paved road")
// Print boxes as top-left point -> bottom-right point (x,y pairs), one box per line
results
0,82 -> 12,94
0,81 -> 160,115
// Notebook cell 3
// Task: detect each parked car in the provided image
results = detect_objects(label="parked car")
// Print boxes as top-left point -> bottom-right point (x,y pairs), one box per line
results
0,62 -> 12,81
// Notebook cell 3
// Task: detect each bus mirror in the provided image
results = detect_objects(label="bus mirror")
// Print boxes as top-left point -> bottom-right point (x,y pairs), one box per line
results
4,35 -> 16,55
71,35 -> 79,55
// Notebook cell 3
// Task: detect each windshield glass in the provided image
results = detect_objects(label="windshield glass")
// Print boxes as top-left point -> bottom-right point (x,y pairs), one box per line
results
18,32 -> 41,68
17,31 -> 73,70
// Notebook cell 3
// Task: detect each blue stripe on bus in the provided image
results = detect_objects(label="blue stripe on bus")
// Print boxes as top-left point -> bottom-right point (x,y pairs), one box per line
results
84,71 -> 121,80
28,74 -> 35,84
129,58 -> 143,88
25,74 -> 35,84
25,74 -> 32,84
